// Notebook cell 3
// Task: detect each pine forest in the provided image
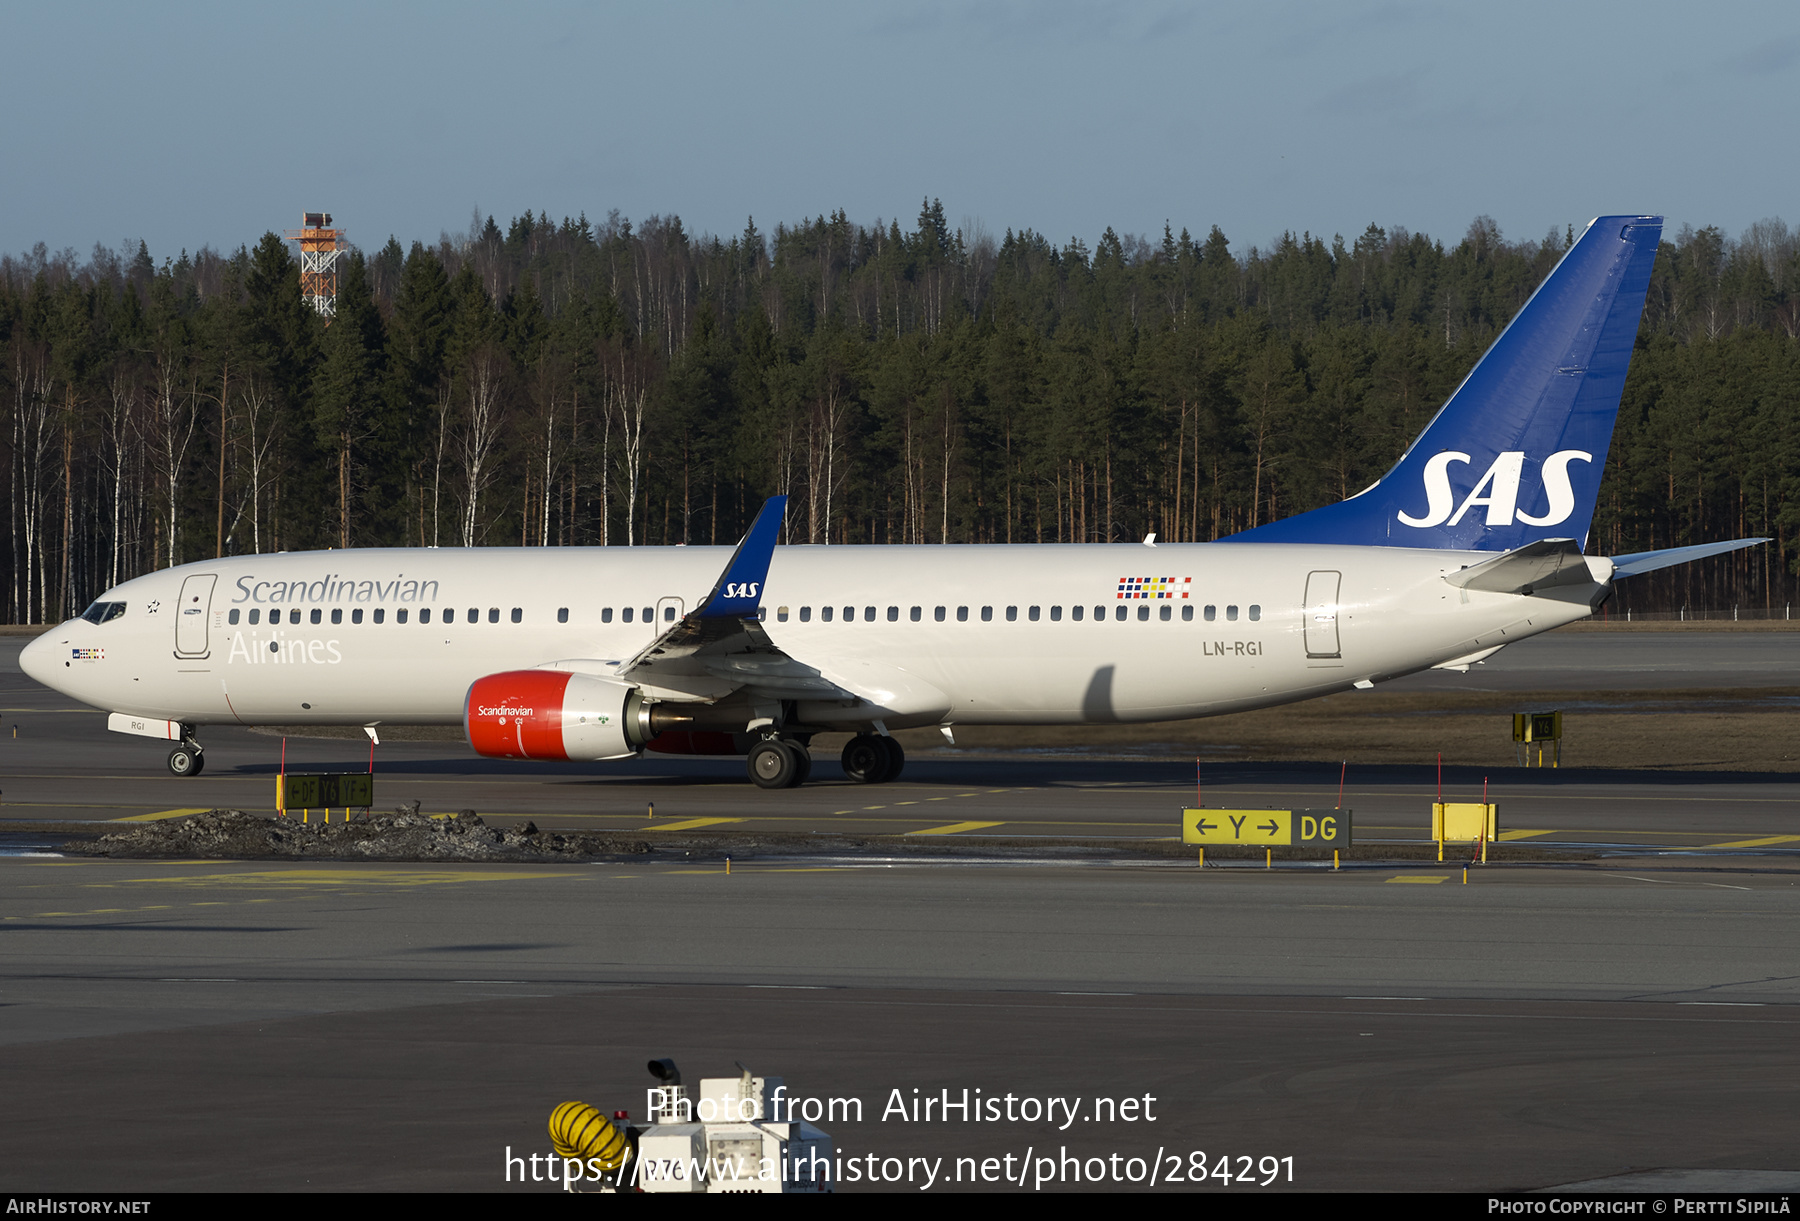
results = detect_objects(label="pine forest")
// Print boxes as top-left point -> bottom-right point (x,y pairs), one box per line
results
5,202 -> 1799,625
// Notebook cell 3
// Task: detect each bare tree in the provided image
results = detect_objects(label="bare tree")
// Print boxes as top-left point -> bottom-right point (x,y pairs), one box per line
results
456,346 -> 508,547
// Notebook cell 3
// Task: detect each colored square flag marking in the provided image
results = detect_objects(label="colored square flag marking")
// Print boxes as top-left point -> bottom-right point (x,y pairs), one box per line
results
1116,576 -> 1192,599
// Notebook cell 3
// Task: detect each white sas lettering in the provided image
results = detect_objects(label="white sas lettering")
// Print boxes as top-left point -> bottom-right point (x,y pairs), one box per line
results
1398,449 -> 1592,529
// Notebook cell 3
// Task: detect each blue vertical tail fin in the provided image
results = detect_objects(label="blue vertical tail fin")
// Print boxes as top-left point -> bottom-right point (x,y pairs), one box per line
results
1225,214 -> 1661,552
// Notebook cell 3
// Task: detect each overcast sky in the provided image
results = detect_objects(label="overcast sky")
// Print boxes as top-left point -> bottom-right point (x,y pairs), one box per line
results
5,1 -> 1797,262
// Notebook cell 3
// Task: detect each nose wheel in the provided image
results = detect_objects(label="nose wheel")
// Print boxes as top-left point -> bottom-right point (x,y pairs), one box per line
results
167,744 -> 204,777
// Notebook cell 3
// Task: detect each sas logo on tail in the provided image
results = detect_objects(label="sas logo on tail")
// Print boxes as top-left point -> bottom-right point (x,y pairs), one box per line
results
1398,450 -> 1592,529
722,582 -> 761,599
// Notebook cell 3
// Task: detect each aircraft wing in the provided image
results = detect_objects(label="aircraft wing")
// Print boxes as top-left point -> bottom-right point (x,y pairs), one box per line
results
614,496 -> 852,701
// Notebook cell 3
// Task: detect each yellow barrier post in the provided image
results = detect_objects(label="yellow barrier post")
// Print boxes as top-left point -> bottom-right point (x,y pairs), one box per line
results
1333,850 -> 1339,870
1197,847 -> 1204,868
1265,848 -> 1271,869
725,856 -> 731,875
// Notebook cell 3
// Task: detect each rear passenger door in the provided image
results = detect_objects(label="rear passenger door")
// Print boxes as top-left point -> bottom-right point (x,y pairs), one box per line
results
1303,570 -> 1341,659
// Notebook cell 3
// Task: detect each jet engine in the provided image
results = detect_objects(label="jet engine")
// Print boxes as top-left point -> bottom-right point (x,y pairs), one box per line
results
464,670 -> 651,761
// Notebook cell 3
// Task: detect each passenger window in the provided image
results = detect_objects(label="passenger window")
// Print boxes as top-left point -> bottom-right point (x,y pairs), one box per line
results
1115,606 -> 1127,622
842,606 -> 853,621
1094,606 -> 1106,621
661,606 -> 673,622
1028,606 -> 1040,622
1137,605 -> 1149,621
887,607 -> 898,622
642,608 -> 652,622
622,607 -> 634,623
777,607 -> 790,622
800,606 -> 812,622
557,607 -> 569,623
1226,605 -> 1238,621
248,608 -> 260,625
910,606 -> 921,622
331,608 -> 342,625
1072,606 -> 1083,621
1181,605 -> 1193,622
310,608 -> 323,625
957,606 -> 969,622
420,608 -> 431,624
228,609 -> 240,625
934,606 -> 946,622
822,606 -> 834,622
1005,606 -> 1017,622
1204,605 -> 1216,622
1159,605 -> 1171,621
373,608 -> 385,624
515,608 -> 525,623
397,609 -> 408,624
1249,604 -> 1261,621
352,608 -> 363,624
864,607 -> 876,622
981,606 -> 993,622
1050,606 -> 1061,621
489,607 -> 500,623
290,608 -> 302,624
602,607 -> 614,623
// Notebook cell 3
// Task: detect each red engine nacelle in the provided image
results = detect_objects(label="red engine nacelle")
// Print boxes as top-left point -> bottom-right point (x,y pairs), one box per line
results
464,670 -> 646,761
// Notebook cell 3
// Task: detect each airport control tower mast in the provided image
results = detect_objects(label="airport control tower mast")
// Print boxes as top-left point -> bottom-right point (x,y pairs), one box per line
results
285,212 -> 345,322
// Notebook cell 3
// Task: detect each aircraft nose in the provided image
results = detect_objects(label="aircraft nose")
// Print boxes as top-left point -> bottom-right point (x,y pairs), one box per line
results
19,631 -> 56,687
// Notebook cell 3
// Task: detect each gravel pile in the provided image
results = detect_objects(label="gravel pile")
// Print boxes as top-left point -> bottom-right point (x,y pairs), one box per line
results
66,809 -> 656,862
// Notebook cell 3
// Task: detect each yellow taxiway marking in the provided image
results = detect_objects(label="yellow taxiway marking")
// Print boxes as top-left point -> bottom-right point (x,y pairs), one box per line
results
112,808 -> 210,823
641,817 -> 743,832
1703,834 -> 1800,849
1497,829 -> 1554,841
1386,875 -> 1447,884
907,821 -> 1005,836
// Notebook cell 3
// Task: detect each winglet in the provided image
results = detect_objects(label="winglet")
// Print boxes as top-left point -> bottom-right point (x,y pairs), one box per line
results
698,496 -> 786,619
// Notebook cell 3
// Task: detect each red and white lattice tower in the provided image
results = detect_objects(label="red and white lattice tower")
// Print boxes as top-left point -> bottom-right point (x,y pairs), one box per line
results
284,212 -> 345,322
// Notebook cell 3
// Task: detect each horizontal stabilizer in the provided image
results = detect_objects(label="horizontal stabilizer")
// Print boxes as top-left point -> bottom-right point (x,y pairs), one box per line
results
1445,539 -> 1597,596
1610,538 -> 1768,579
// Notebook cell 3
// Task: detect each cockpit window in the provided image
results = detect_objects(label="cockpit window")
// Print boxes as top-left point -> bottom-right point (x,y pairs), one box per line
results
80,601 -> 127,624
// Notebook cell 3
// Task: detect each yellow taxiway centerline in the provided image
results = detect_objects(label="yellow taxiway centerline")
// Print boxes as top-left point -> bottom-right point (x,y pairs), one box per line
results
640,817 -> 745,832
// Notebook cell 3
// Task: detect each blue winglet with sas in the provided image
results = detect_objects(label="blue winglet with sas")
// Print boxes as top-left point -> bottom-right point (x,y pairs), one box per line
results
699,495 -> 787,619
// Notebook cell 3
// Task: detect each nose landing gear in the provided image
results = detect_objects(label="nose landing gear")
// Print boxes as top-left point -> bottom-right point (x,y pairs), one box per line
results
167,732 -> 204,777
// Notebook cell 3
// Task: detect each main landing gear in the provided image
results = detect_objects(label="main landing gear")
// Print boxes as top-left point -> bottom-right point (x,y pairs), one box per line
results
840,733 -> 904,785
744,731 -> 904,789
747,737 -> 813,789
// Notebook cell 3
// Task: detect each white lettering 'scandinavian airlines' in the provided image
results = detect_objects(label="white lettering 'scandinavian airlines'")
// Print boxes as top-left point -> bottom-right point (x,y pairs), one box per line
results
21,215 -> 1762,787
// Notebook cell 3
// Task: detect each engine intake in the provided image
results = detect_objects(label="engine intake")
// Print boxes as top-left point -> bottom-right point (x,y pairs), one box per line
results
464,671 -> 649,761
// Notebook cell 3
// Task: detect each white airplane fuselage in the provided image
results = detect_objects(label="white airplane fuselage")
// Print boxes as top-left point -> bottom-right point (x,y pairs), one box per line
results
22,541 -> 1608,734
